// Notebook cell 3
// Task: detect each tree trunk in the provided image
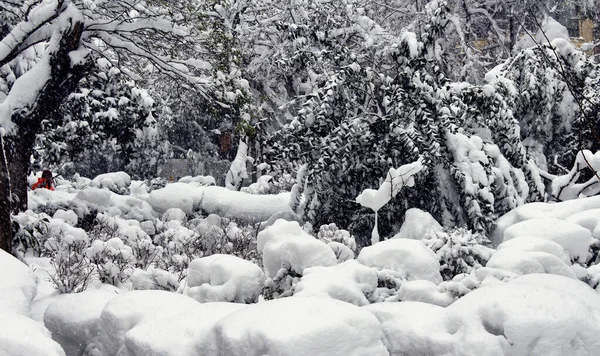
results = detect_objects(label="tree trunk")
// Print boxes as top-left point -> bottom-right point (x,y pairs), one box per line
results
6,128 -> 35,213
0,135 -> 12,253
0,20 -> 90,252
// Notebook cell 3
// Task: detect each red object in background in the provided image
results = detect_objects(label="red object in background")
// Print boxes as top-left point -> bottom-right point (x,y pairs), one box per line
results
32,170 -> 54,190
31,178 -> 54,191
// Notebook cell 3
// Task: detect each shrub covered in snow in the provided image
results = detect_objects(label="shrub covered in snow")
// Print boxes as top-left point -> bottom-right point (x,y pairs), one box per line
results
317,223 -> 358,258
423,227 -> 493,281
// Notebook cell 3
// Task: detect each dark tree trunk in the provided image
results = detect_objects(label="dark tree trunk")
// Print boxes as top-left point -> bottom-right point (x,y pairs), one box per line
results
0,20 -> 90,253
0,135 -> 12,253
6,127 -> 35,213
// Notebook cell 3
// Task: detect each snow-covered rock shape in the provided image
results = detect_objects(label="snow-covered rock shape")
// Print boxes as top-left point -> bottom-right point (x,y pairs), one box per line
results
396,280 -> 454,307
486,249 -> 576,278
257,219 -> 337,277
364,302 -> 457,355
446,274 -> 600,356
185,254 -> 265,303
44,289 -> 119,356
365,275 -> 600,356
357,238 -> 442,284
118,303 -> 246,356
86,291 -> 199,356
0,312 -> 66,356
294,260 -> 378,306
147,184 -> 292,221
0,251 -> 65,355
91,171 -> 131,193
214,296 -> 389,356
393,208 -> 442,240
492,195 -> 600,245
488,237 -> 577,279
566,209 -> 600,238
0,249 -> 37,316
503,218 -> 594,263
161,207 -> 187,222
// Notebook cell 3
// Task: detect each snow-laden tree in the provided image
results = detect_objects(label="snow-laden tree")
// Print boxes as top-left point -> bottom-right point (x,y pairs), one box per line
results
408,0 -> 597,82
263,21 -> 544,246
486,27 -> 598,175
34,57 -> 171,179
0,0 -> 212,252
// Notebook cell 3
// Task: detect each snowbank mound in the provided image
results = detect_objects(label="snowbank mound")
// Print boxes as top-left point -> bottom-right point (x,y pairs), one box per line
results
86,291 -> 199,356
294,260 -> 378,306
185,254 -> 265,303
357,238 -> 442,284
364,302 -> 458,355
447,274 -> 600,355
44,289 -> 119,356
91,172 -> 131,193
503,218 -> 593,263
488,237 -> 576,278
118,303 -> 245,356
393,208 -> 442,240
0,312 -> 65,356
0,249 -> 37,316
257,220 -> 337,277
493,195 -> 600,244
214,296 -> 389,356
147,184 -> 292,221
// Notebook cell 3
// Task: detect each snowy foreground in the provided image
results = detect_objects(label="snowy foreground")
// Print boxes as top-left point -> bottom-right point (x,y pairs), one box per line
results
4,173 -> 600,355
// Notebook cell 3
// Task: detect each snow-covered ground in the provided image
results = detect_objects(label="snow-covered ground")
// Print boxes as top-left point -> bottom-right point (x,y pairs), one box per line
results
4,171 -> 600,355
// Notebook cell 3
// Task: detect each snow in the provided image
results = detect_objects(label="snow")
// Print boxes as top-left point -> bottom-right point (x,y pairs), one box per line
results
446,274 -> 600,356
393,208 -> 442,240
85,291 -> 200,356
294,260 -> 378,306
214,296 -> 389,356
355,158 -> 423,211
257,219 -> 337,277
225,139 -> 249,190
396,280 -> 454,306
517,16 -> 572,50
401,32 -> 419,58
364,302 -> 457,355
161,207 -> 186,222
503,218 -> 594,263
0,312 -> 66,356
566,208 -> 600,236
147,183 -> 292,221
487,248 -> 576,278
43,289 -> 120,356
90,172 -> 131,193
185,254 -> 265,303
0,249 -> 38,316
356,158 -> 423,243
118,303 -> 245,356
357,238 -> 442,284
493,195 -> 600,245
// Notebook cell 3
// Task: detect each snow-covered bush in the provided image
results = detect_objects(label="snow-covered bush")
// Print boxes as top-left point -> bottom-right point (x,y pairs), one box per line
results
87,238 -> 135,286
12,212 -> 50,256
45,224 -> 94,293
424,227 -> 493,281
131,268 -> 180,292
317,223 -> 358,257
